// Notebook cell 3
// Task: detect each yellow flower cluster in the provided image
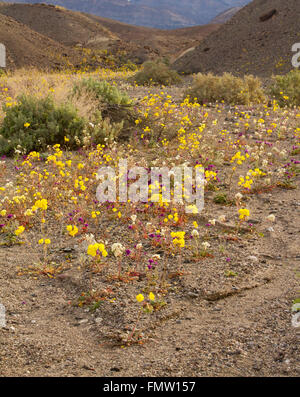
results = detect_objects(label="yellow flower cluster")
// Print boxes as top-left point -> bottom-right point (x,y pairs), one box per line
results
231,151 -> 249,165
248,168 -> 265,178
171,231 -> 185,248
163,209 -> 179,224
91,211 -> 100,218
15,226 -> 25,236
33,199 -> 48,211
238,208 -> 250,220
205,170 -> 217,182
67,225 -> 78,237
136,292 -> 155,303
74,177 -> 88,192
38,238 -> 51,245
238,176 -> 253,189
87,243 -> 108,257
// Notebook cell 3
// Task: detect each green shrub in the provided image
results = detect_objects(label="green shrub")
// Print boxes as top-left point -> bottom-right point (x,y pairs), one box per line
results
0,95 -> 85,156
213,193 -> 228,204
121,60 -> 138,72
185,73 -> 266,105
83,110 -> 124,145
269,69 -> 300,107
131,60 -> 182,86
72,78 -> 132,106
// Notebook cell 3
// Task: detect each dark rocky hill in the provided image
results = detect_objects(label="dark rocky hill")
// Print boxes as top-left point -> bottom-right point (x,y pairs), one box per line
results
173,0 -> 300,76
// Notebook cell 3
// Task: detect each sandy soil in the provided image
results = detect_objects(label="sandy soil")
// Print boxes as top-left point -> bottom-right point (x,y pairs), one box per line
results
0,178 -> 299,377
0,81 -> 299,377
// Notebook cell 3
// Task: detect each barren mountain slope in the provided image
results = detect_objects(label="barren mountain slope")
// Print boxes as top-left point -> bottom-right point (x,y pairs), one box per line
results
0,13 -> 76,69
0,2 -> 220,67
85,13 -> 221,61
173,0 -> 300,76
0,3 -> 117,47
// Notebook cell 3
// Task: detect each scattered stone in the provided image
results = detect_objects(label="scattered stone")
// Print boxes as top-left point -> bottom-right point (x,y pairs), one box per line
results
187,292 -> 199,299
264,226 -> 275,237
259,9 -> 277,22
252,362 -> 262,371
247,255 -> 259,263
110,367 -> 121,372
82,364 -> 95,371
248,218 -> 260,224
61,247 -> 74,253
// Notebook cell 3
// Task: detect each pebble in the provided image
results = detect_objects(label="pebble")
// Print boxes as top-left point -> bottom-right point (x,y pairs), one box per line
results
187,292 -> 199,299
264,226 -> 275,237
248,218 -> 260,224
247,255 -> 259,263
62,247 -> 74,253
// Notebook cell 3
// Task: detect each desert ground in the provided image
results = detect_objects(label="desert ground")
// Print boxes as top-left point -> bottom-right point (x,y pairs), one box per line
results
0,66 -> 299,376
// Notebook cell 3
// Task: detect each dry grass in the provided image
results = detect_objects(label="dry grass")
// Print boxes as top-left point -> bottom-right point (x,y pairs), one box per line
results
185,72 -> 266,105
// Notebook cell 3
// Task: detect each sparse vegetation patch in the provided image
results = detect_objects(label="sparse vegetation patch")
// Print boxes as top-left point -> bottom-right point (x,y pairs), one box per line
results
131,60 -> 182,86
185,73 -> 266,105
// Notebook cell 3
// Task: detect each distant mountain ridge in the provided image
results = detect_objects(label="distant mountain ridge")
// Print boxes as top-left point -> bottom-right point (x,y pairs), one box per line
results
1,0 -> 251,29
210,7 -> 242,24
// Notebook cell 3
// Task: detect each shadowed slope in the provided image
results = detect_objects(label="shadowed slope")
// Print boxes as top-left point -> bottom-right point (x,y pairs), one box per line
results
173,0 -> 300,76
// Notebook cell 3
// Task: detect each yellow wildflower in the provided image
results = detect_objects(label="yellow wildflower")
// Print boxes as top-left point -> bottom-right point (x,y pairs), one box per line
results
15,226 -> 25,236
239,208 -> 250,220
136,294 -> 144,303
149,292 -> 155,301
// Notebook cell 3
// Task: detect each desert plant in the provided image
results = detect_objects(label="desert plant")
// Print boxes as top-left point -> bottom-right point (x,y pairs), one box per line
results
71,78 -> 135,130
83,110 -> 124,145
72,78 -> 132,106
120,60 -> 138,72
213,193 -> 228,204
269,69 -> 300,107
131,60 -> 182,86
0,95 -> 85,155
185,73 -> 266,105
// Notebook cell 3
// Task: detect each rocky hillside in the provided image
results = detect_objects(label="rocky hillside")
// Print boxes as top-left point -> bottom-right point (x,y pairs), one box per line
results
0,3 -> 117,47
173,0 -> 300,76
0,2 -> 219,69
0,12 -> 77,69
